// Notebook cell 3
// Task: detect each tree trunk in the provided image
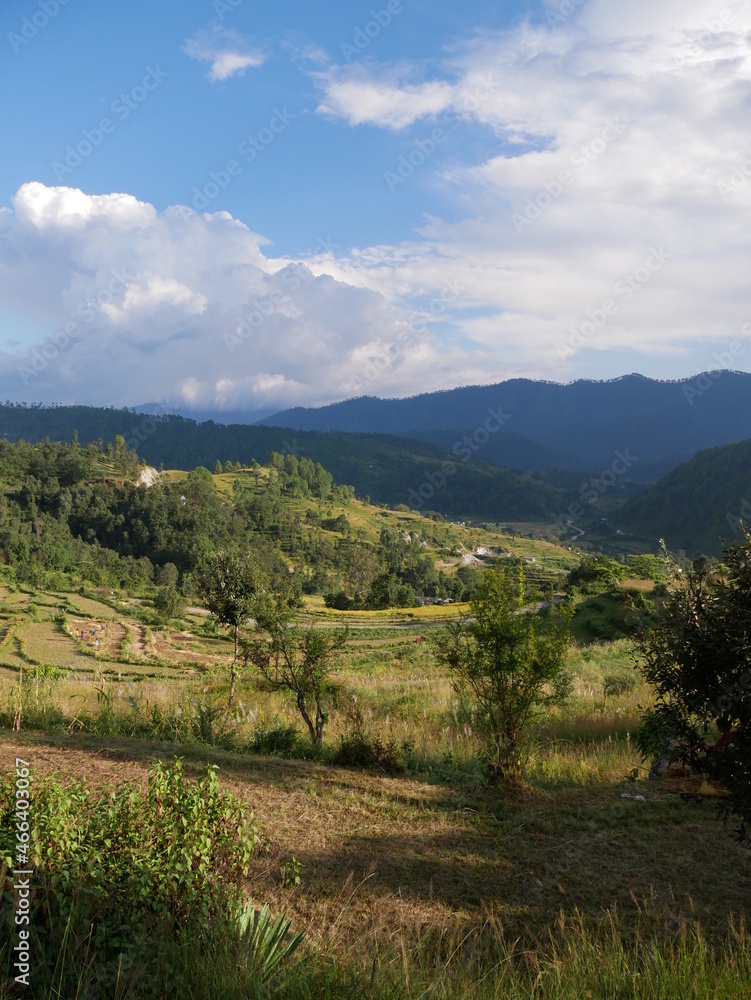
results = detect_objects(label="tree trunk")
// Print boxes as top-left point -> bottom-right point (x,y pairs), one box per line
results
315,702 -> 325,748
297,691 -> 318,746
228,625 -> 239,708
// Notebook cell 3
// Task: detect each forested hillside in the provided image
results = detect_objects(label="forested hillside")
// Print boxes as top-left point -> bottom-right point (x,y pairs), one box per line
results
0,404 -> 561,522
0,437 -> 558,607
262,371 -> 751,480
618,438 -> 751,556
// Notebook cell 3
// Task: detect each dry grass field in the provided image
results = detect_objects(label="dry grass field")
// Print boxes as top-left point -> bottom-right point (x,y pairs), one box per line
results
1,580 -> 749,998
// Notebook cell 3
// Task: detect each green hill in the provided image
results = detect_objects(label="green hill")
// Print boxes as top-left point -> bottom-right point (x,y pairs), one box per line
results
0,436 -> 576,605
618,438 -> 751,557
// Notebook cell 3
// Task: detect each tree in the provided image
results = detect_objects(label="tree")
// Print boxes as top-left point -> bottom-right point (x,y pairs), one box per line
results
566,554 -> 626,593
243,601 -> 348,747
198,552 -> 265,707
153,584 -> 181,620
436,566 -> 571,782
155,562 -> 179,588
638,530 -> 750,834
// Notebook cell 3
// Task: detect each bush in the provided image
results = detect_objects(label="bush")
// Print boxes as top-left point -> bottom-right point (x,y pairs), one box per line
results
245,721 -> 315,759
332,698 -> 410,773
0,760 -> 262,992
633,707 -> 672,762
436,565 -> 571,782
333,732 -> 407,772
639,530 -> 751,834
324,590 -> 353,611
603,670 -> 638,697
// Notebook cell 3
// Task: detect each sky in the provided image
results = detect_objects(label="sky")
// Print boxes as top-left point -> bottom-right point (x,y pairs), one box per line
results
1,0 -> 750,417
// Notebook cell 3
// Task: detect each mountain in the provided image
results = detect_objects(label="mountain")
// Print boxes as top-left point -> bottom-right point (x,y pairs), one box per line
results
618,438 -> 751,557
260,371 -> 751,480
0,403 -> 563,522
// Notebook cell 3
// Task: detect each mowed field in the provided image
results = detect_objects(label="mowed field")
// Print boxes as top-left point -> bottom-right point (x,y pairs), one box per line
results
1,579 -> 750,996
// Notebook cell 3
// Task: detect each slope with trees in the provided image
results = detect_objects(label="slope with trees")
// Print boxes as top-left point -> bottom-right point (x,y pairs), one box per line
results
619,438 -> 751,557
0,404 -> 560,522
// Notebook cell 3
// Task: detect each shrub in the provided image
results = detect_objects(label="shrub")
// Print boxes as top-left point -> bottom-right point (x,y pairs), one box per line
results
633,707 -> 671,762
332,698 -> 409,773
638,530 -> 751,835
0,760 -> 262,992
246,720 -> 314,759
603,671 -> 638,697
436,565 -> 571,783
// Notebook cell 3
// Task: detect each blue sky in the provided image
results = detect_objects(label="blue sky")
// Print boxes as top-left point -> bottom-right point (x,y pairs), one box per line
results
1,0 -> 750,415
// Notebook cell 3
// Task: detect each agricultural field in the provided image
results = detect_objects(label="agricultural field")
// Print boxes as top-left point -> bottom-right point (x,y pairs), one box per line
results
1,575 -> 749,998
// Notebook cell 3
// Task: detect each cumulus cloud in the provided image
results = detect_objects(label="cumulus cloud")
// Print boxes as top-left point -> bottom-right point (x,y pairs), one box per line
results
184,27 -> 267,82
5,2 -> 751,414
0,183 -> 497,413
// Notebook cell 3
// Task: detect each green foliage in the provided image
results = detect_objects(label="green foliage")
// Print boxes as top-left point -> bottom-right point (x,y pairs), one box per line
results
567,554 -> 627,593
156,561 -> 179,588
603,670 -> 639,696
619,437 -> 751,558
198,551 -> 266,706
633,707 -> 671,762
321,513 -> 349,533
236,902 -> 305,980
570,589 -> 656,644
332,695 -> 411,772
244,603 -> 349,747
279,858 -> 304,889
267,451 -> 334,500
627,553 -> 668,579
365,571 -> 418,609
638,530 -> 751,834
154,584 -> 182,619
435,565 -> 571,782
0,402 -> 562,523
332,731 -> 409,772
245,720 -> 313,759
0,760 -> 261,991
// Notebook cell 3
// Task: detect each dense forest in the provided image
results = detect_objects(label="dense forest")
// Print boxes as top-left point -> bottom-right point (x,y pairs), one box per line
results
618,438 -> 751,556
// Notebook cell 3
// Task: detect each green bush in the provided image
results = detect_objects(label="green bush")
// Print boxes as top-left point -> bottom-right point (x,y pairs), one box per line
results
603,670 -> 638,696
633,708 -> 672,762
0,760 -> 264,993
332,731 -> 407,773
245,721 -> 316,759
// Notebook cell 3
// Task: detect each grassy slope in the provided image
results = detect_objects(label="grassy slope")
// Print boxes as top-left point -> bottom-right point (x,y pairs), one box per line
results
1,572 -> 749,995
1,730 -> 748,986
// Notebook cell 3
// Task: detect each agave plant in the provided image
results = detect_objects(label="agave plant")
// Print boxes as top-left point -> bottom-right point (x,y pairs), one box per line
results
236,902 -> 305,982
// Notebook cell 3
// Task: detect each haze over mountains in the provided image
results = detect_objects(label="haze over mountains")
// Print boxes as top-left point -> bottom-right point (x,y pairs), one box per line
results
260,372 -> 751,482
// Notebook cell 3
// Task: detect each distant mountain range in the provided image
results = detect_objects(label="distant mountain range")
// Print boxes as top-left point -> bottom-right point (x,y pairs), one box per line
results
260,371 -> 751,481
3,368 -> 750,555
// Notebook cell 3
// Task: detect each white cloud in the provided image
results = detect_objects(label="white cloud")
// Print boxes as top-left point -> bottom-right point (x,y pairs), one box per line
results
306,0 -> 751,377
184,27 -> 267,82
11,182 -> 155,229
0,183 -> 497,413
314,65 -> 455,129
